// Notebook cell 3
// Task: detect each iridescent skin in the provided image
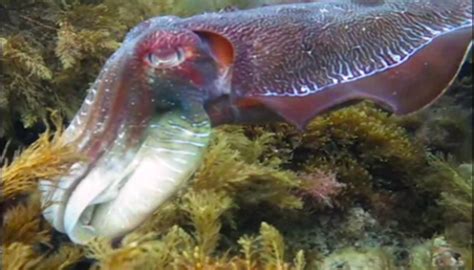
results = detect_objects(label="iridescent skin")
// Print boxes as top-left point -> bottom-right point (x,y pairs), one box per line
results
181,0 -> 472,128
41,0 -> 473,243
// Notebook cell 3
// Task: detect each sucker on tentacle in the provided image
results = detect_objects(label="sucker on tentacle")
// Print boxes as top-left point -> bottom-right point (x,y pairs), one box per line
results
40,0 -> 472,244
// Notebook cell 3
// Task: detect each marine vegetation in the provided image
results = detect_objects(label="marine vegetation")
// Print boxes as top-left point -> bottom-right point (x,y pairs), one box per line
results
3,99 -> 473,269
0,0 -> 266,148
29,0 -> 472,244
1,0 -> 473,269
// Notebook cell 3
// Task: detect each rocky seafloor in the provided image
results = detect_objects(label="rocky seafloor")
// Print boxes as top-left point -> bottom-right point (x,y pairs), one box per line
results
1,1 -> 472,269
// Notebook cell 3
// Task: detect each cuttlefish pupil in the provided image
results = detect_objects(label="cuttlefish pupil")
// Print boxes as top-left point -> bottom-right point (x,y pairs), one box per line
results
40,0 -> 473,244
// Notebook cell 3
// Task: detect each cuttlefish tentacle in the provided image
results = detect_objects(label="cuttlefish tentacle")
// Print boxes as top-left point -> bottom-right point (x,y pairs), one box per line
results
41,0 -> 472,244
41,32 -> 213,243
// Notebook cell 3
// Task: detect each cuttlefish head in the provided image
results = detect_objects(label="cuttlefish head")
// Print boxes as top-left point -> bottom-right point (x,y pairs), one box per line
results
40,19 -> 233,244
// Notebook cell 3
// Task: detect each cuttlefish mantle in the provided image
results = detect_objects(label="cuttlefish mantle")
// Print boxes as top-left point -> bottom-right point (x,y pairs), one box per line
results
40,0 -> 472,244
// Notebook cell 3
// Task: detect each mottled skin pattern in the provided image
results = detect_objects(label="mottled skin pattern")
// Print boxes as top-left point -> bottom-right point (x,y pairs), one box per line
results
184,0 -> 470,94
42,0 -> 473,243
72,0 -> 473,133
158,0 -> 471,127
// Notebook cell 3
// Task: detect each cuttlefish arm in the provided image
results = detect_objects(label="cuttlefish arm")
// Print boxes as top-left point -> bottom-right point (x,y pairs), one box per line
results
41,0 -> 472,244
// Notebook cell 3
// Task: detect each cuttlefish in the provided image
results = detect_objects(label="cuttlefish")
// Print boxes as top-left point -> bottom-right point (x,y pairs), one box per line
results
40,0 -> 472,244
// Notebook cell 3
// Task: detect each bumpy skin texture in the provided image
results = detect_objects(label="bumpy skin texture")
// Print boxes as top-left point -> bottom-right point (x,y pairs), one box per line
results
152,0 -> 472,128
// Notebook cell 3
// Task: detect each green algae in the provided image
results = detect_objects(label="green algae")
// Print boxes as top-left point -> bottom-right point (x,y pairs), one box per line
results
0,0 -> 261,147
3,100 -> 472,269
1,0 -> 472,269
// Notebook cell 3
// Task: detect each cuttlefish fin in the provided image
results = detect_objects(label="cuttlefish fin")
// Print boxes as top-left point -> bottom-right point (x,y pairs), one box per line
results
254,27 -> 472,130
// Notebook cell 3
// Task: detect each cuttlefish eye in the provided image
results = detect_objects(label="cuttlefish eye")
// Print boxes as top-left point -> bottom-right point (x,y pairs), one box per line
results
146,48 -> 185,68
39,24 -> 219,244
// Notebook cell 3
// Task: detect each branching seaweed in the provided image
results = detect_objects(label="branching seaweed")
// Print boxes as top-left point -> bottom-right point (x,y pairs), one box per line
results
194,127 -> 303,210
2,195 -> 51,246
1,1 -> 472,269
0,114 -> 81,202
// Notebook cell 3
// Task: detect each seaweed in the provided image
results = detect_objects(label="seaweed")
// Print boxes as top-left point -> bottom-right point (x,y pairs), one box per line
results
181,190 -> 234,256
0,113 -> 80,203
1,1 -> 121,145
193,127 -> 303,210
1,103 -> 471,269
255,102 -> 426,212
1,121 -> 307,268
2,242 -> 43,270
398,76 -> 473,162
418,155 -> 472,222
1,0 -> 472,269
85,222 -> 306,270
2,241 -> 84,270
2,194 -> 51,246
0,0 -> 272,147
297,170 -> 346,208
417,155 -> 473,250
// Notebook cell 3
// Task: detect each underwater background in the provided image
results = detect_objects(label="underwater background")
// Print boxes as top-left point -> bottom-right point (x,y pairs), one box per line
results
0,0 -> 472,269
